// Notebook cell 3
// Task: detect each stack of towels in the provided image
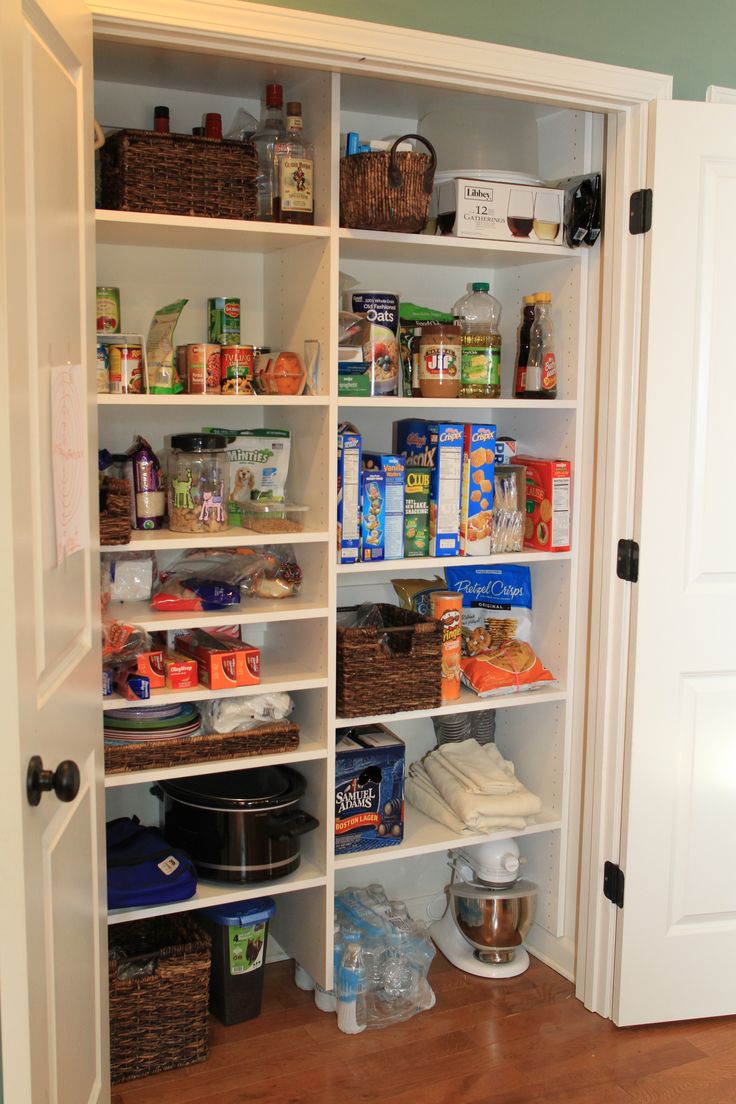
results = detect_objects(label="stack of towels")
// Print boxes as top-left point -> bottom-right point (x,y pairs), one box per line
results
405,738 -> 542,834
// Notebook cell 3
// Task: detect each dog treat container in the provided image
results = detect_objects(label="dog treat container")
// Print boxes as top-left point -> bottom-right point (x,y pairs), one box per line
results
168,433 -> 230,533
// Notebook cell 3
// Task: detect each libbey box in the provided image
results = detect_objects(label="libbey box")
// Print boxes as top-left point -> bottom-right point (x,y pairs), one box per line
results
436,178 -> 565,245
335,726 -> 405,855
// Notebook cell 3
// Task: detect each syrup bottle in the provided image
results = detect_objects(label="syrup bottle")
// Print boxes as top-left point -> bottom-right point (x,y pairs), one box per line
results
523,292 -> 557,399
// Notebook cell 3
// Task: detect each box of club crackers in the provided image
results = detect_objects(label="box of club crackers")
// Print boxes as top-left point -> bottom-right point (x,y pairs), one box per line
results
360,468 -> 386,561
363,453 -> 405,560
403,466 -> 431,557
393,419 -> 463,557
337,422 -> 362,564
511,455 -> 572,552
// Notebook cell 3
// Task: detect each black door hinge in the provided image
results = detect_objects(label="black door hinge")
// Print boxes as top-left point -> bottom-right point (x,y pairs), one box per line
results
603,861 -> 625,908
616,538 -> 639,582
629,188 -> 653,234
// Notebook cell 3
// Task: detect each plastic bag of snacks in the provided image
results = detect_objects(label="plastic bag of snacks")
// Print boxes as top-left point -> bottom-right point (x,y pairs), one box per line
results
151,547 -> 302,611
392,576 -> 445,617
146,299 -> 187,394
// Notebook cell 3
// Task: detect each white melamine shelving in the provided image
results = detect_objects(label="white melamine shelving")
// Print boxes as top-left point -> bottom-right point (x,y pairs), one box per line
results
98,394 -> 329,407
337,550 -> 572,574
335,686 -> 567,729
96,209 -> 330,251
103,671 -> 329,712
102,599 -> 329,632
120,527 -> 330,551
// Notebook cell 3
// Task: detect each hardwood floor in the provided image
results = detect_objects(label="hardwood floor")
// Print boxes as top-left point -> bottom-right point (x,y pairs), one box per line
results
112,954 -> 736,1104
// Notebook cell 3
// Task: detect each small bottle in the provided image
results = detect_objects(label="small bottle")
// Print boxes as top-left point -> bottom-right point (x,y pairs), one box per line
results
514,294 -> 537,398
273,101 -> 314,225
336,931 -> 366,1035
192,126 -> 205,137
252,83 -> 286,221
523,291 -> 557,399
204,113 -> 222,140
153,106 -> 170,134
453,281 -> 502,399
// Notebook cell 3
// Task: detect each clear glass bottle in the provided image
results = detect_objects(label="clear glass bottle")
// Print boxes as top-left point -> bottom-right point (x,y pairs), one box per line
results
523,291 -> 557,399
453,281 -> 502,398
514,294 -> 537,398
273,101 -> 314,225
252,82 -> 285,221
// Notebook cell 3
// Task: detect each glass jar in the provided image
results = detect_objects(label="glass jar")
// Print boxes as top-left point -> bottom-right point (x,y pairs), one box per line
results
418,324 -> 461,398
168,433 -> 230,533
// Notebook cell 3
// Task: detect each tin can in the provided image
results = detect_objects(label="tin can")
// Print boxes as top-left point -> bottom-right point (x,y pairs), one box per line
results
108,344 -> 143,394
208,297 -> 241,345
187,343 -> 221,394
221,344 -> 254,394
96,286 -> 121,333
429,590 -> 463,702
96,343 -> 109,394
175,345 -> 188,391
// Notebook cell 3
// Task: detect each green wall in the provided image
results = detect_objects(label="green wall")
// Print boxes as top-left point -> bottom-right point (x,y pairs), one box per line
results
248,0 -> 735,101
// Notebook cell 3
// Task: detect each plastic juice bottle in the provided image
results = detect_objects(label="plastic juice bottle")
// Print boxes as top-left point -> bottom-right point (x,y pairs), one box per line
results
453,281 -> 502,398
514,294 -> 537,398
523,291 -> 557,399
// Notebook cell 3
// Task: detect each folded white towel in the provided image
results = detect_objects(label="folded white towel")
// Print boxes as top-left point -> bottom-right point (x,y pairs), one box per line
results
433,738 -> 516,795
406,762 -> 531,833
423,744 -> 542,830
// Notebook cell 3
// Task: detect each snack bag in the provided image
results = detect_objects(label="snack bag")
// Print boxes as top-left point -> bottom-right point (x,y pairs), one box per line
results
206,428 -> 291,526
146,299 -> 187,394
392,576 -> 445,616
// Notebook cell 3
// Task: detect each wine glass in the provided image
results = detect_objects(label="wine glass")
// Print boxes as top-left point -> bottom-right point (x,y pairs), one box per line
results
507,189 -> 534,238
533,190 -> 562,242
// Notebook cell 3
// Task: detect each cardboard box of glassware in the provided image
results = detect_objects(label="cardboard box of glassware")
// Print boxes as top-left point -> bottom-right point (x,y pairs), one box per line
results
436,178 -> 565,244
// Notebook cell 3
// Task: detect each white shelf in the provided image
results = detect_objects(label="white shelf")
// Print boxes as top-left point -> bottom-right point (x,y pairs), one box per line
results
102,598 -> 328,632
337,397 -> 577,411
337,550 -> 572,574
335,684 -> 567,728
97,393 -> 329,407
107,861 -> 327,925
334,806 -> 562,868
116,528 -> 330,552
339,228 -> 582,267
103,668 -> 328,711
96,209 -> 330,252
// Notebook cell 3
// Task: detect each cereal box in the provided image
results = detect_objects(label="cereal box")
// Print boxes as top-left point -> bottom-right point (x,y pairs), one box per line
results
337,422 -> 362,564
335,725 -> 405,854
394,419 -> 463,557
363,453 -> 405,559
460,423 -> 496,556
403,466 -> 431,557
360,469 -> 385,561
511,455 -> 572,552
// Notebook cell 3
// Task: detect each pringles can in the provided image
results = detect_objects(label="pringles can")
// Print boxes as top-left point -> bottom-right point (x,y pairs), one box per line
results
429,590 -> 463,701
208,297 -> 241,345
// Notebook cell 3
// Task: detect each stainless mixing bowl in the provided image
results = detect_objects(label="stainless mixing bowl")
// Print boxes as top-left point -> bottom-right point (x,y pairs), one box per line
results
449,879 -> 537,964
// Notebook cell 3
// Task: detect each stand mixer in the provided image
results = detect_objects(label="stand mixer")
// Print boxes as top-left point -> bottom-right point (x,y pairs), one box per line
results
430,838 -> 537,978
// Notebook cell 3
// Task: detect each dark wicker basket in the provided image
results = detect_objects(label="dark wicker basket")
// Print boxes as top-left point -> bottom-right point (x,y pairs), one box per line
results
100,129 -> 258,220
340,134 -> 437,233
99,475 -> 131,546
108,915 -> 211,1084
337,603 -> 442,717
104,720 -> 300,775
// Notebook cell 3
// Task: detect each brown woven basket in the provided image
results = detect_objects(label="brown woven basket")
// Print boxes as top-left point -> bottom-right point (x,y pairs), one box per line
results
104,720 -> 300,775
99,475 -> 131,546
100,129 -> 258,220
340,134 -> 437,233
337,603 -> 442,717
108,915 -> 211,1084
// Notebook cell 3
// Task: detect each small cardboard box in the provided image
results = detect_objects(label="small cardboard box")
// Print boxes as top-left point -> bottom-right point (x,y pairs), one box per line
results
164,652 -> 199,691
174,630 -> 260,690
394,419 -> 463,557
360,468 -> 386,561
363,453 -> 405,560
512,455 -> 572,552
135,650 -> 165,690
437,178 -> 565,245
460,424 -> 496,556
403,465 -> 431,557
337,422 -> 362,564
335,725 -> 405,854
495,436 -> 517,465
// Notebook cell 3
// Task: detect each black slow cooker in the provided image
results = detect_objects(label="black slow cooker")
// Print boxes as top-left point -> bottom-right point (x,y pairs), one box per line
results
157,766 -> 319,884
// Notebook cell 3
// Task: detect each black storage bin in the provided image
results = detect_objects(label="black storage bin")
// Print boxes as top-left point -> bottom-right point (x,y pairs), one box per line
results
201,897 -> 276,1025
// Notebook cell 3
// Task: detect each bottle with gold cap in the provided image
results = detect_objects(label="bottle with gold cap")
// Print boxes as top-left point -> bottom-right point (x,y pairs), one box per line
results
514,293 -> 537,398
523,291 -> 557,399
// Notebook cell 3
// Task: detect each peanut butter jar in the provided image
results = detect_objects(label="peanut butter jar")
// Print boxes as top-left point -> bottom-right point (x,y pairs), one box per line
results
419,324 -> 461,398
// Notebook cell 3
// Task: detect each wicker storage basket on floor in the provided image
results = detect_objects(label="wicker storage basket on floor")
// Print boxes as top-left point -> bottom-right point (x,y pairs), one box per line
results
337,603 -> 442,717
100,129 -> 258,220
108,915 -> 211,1084
104,721 -> 300,775
340,134 -> 437,233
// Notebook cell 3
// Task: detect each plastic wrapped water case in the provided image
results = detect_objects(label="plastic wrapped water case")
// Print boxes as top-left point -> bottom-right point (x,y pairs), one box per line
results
200,897 -> 276,1025
335,725 -> 405,855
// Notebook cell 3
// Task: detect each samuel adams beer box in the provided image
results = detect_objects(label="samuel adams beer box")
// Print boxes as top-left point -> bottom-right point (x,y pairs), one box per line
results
335,726 -> 405,855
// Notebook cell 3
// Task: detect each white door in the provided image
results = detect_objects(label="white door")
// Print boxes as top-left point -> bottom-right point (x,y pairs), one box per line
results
613,99 -> 736,1025
0,0 -> 107,1099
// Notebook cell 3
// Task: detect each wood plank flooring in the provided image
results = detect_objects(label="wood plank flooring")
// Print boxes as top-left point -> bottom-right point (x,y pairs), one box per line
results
112,954 -> 736,1104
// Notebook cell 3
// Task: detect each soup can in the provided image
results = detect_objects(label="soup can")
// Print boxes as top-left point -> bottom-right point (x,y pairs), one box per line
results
108,343 -> 143,394
175,345 -> 188,391
350,290 -> 400,396
96,343 -> 109,394
208,297 -> 241,345
221,344 -> 254,394
187,343 -> 221,394
429,590 -> 463,702
96,286 -> 121,333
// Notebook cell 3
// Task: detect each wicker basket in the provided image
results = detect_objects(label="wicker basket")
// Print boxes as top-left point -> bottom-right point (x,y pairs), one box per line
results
340,134 -> 437,233
337,604 -> 442,717
104,720 -> 300,775
108,915 -> 211,1084
100,129 -> 258,220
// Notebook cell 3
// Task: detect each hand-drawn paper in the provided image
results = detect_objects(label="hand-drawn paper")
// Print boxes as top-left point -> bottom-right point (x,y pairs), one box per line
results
51,363 -> 89,565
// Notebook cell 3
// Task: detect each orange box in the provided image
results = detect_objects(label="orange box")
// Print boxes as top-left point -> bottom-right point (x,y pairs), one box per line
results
511,456 -> 571,552
135,650 -> 165,690
174,630 -> 260,690
164,652 -> 199,691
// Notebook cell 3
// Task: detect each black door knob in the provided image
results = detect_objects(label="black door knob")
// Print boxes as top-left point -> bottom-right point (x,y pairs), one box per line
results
26,756 -> 80,806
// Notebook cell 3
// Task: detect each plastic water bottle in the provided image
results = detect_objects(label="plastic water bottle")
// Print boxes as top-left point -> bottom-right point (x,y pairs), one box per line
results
453,281 -> 502,398
379,931 -> 416,1002
336,931 -> 366,1034
314,924 -> 341,1012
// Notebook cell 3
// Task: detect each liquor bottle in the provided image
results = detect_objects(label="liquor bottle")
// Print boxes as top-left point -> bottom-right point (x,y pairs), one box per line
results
514,294 -> 537,398
251,83 -> 285,221
523,291 -> 557,399
273,101 -> 314,225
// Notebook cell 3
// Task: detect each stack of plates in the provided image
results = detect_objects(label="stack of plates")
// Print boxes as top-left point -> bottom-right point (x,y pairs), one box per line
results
104,703 -> 201,746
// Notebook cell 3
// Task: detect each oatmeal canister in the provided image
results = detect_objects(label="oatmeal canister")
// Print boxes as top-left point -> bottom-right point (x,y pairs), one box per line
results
430,590 -> 463,701
168,433 -> 230,533
221,345 -> 255,394
351,290 -> 400,396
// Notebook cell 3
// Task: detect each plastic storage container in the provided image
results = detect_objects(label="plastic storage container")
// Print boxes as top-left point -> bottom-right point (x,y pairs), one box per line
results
201,897 -> 276,1025
167,433 -> 230,533
240,500 -> 309,534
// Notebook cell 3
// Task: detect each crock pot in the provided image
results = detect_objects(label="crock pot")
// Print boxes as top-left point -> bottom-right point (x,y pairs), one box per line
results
157,766 -> 319,884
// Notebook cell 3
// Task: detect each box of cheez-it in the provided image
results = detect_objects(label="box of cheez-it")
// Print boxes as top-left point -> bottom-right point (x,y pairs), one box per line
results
511,455 -> 571,552
335,726 -> 405,854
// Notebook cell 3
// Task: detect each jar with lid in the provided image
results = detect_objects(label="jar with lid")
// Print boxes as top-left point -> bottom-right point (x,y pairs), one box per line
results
168,433 -> 230,533
418,324 -> 461,398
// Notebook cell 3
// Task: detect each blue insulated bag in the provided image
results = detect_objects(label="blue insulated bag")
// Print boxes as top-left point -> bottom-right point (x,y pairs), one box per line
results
106,816 -> 197,909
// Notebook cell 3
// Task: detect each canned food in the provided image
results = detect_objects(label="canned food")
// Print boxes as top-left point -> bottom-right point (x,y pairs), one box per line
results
208,297 -> 241,345
108,343 -> 143,394
96,286 -> 121,333
221,344 -> 254,394
175,345 -> 188,392
429,590 -> 463,702
187,343 -> 221,394
96,343 -> 109,394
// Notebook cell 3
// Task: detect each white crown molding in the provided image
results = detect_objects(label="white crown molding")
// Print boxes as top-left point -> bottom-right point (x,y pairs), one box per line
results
89,0 -> 673,111
706,85 -> 736,104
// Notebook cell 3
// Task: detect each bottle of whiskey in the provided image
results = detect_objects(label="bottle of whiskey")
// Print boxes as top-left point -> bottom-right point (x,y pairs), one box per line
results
252,83 -> 285,221
273,101 -> 314,225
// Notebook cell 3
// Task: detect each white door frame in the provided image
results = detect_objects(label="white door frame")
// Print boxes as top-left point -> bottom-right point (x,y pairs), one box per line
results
88,0 -> 672,1018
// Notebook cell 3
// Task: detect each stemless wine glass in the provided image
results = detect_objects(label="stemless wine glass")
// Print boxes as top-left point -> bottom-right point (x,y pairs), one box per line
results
533,190 -> 562,242
507,189 -> 534,238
